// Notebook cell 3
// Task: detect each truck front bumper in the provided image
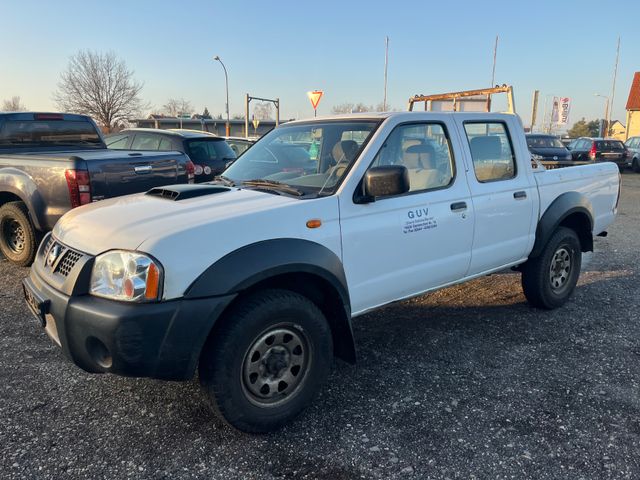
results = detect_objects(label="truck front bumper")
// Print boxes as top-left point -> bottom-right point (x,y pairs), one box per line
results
23,267 -> 235,380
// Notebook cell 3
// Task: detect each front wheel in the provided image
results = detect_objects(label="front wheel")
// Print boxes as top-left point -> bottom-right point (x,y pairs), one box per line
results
521,227 -> 582,309
199,289 -> 333,433
633,158 -> 640,173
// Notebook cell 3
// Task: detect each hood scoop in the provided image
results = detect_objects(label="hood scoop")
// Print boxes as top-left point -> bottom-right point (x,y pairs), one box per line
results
146,184 -> 231,201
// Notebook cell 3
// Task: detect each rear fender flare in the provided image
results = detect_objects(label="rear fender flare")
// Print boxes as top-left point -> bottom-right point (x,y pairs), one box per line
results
0,167 -> 46,230
530,192 -> 594,258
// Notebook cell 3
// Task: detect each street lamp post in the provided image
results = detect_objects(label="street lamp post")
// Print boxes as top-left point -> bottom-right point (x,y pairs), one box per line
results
213,56 -> 230,136
594,93 -> 610,137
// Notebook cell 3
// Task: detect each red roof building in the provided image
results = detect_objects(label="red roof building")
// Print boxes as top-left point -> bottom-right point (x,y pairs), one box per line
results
625,72 -> 640,139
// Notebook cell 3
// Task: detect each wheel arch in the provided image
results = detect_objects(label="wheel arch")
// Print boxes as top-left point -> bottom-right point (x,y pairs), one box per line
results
0,168 -> 46,230
530,192 -> 594,258
185,239 -> 356,364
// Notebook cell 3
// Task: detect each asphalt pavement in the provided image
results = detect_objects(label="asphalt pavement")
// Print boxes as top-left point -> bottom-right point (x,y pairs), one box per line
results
1,173 -> 640,480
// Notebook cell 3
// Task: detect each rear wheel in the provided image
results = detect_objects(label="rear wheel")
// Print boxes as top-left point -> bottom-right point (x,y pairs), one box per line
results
521,227 -> 582,309
199,289 -> 333,433
0,201 -> 37,266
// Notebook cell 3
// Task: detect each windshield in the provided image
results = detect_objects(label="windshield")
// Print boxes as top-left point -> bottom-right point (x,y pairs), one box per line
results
186,139 -> 236,162
223,120 -> 378,195
226,139 -> 252,156
527,136 -> 564,148
0,120 -> 102,146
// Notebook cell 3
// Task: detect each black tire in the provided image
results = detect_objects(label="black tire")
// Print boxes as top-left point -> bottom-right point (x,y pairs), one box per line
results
0,201 -> 37,266
521,227 -> 582,310
199,289 -> 333,433
633,158 -> 640,173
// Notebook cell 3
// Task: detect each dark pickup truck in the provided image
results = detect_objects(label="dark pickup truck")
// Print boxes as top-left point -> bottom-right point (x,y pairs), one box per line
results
0,112 -> 194,266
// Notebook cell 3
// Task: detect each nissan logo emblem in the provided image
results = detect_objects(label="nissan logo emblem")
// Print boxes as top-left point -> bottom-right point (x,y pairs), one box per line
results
47,244 -> 62,267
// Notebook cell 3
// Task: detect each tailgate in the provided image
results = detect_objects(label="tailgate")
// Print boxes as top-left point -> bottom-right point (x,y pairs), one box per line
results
82,151 -> 186,200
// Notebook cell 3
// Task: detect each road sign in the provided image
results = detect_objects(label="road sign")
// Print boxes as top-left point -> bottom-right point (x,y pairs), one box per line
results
252,118 -> 260,130
307,90 -> 324,110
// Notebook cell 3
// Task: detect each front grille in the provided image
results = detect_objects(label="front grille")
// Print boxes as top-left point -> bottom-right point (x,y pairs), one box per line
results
54,249 -> 83,277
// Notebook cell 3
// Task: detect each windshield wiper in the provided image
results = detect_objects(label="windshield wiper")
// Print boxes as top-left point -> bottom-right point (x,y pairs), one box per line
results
213,175 -> 236,187
241,179 -> 304,197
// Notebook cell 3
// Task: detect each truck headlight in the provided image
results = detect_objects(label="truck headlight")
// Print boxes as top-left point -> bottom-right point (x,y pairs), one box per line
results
90,251 -> 163,302
531,153 -> 544,161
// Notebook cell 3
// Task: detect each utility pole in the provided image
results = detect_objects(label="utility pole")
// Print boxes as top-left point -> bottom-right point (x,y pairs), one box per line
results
486,35 -> 498,111
530,90 -> 539,133
608,36 -> 620,137
383,36 -> 389,111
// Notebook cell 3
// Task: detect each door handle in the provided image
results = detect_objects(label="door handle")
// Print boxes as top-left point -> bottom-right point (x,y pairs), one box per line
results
450,201 -> 467,212
134,165 -> 153,174
513,191 -> 527,199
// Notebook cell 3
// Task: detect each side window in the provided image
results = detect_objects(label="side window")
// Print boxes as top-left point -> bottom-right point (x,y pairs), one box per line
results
463,122 -> 516,182
158,138 -> 174,150
106,134 -> 128,149
131,134 -> 161,150
371,123 -> 455,193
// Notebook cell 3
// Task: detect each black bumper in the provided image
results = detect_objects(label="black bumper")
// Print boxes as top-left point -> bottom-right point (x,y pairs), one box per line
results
23,266 -> 235,381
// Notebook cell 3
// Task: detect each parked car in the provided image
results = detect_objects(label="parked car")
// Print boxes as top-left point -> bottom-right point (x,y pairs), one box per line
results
525,134 -> 572,161
24,111 -> 620,433
223,136 -> 255,157
624,136 -> 640,172
567,137 -> 629,168
0,112 -> 193,266
105,128 -> 236,182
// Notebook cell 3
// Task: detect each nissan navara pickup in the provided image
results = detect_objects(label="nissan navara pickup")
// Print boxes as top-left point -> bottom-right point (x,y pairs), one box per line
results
23,112 -> 620,432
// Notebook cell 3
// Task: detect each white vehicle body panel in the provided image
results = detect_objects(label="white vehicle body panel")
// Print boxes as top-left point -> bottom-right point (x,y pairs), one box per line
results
51,111 -> 620,312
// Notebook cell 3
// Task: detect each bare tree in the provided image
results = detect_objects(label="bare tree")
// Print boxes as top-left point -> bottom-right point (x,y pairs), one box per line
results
1,96 -> 27,112
54,50 -> 145,132
163,98 -> 194,117
331,102 -> 371,114
253,102 -> 273,121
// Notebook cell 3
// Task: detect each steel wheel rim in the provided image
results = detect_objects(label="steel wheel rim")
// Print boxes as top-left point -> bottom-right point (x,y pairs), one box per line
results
2,218 -> 25,254
549,246 -> 572,291
241,324 -> 311,407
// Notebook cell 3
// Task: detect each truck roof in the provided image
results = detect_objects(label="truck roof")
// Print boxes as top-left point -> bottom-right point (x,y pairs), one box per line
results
0,112 -> 93,122
284,111 -> 518,125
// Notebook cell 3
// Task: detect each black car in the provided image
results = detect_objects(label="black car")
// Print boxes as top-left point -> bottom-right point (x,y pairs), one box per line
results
106,128 -> 237,182
567,137 -> 629,168
525,134 -> 572,162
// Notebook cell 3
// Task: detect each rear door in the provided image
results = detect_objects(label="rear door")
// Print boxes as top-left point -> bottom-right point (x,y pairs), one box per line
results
339,119 -> 475,314
454,118 -> 535,274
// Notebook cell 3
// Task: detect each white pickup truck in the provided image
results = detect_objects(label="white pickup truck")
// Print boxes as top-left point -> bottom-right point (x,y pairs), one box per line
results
23,111 -> 620,432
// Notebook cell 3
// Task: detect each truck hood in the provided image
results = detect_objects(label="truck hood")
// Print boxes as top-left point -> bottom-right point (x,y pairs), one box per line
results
53,186 -> 297,254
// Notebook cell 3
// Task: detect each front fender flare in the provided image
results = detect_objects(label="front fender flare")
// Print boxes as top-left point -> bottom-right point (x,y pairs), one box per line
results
185,239 -> 356,363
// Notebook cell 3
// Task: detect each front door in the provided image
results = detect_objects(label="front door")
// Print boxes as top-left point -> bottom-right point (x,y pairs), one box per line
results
339,121 -> 474,315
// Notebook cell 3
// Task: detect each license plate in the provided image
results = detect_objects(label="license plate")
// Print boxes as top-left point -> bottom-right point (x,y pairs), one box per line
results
22,279 -> 49,328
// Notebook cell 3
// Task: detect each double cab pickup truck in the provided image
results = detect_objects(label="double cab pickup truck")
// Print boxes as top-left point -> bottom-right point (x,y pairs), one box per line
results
23,111 -> 620,432
0,112 -> 194,266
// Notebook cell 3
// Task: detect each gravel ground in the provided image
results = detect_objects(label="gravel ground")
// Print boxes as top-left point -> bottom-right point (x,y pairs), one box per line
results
1,173 -> 639,480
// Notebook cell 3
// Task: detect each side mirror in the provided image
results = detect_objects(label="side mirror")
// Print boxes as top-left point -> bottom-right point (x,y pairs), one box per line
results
359,165 -> 410,202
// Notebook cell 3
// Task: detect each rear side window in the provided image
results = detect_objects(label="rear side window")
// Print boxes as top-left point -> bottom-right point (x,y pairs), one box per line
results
106,134 -> 129,149
186,140 -> 236,162
131,134 -> 161,150
464,122 -> 516,182
158,138 -> 174,150
0,120 -> 101,146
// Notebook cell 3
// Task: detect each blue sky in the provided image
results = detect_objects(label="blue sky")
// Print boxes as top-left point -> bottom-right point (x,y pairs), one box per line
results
1,0 -> 639,128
